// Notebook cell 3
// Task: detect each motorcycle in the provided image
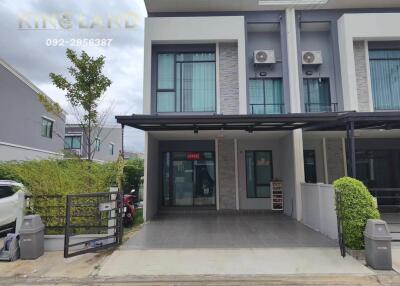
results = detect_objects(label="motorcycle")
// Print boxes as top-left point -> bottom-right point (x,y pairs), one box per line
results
122,189 -> 136,227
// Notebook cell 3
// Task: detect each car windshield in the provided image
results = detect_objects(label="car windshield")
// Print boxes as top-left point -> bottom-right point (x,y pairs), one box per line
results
0,186 -> 15,199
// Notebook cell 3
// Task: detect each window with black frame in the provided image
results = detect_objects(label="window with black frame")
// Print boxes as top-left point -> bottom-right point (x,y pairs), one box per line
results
245,151 -> 273,198
369,50 -> 400,111
303,150 -> 317,183
248,78 -> 284,114
64,136 -> 81,150
41,117 -> 53,138
156,52 -> 216,113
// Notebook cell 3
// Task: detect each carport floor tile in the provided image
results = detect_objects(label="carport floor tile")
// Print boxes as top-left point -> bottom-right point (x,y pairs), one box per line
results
123,213 -> 337,249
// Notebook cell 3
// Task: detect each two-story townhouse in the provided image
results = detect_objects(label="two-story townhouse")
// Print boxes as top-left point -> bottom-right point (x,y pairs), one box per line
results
64,124 -> 122,162
0,59 -> 66,161
117,0 -> 400,222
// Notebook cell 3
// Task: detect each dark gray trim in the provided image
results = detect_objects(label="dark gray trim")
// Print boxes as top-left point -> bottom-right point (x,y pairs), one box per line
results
116,111 -> 400,132
368,41 -> 400,50
148,9 -> 400,18
159,140 -> 215,152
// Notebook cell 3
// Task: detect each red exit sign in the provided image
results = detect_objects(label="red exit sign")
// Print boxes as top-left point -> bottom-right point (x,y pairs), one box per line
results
187,152 -> 201,160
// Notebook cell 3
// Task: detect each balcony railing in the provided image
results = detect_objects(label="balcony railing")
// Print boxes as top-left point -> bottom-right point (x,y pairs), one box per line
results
249,104 -> 285,115
304,103 -> 338,113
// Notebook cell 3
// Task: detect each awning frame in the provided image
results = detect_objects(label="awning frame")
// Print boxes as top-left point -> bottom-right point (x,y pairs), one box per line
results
116,111 -> 400,178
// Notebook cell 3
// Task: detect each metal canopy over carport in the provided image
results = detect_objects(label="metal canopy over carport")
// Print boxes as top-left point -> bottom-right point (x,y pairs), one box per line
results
116,111 -> 400,178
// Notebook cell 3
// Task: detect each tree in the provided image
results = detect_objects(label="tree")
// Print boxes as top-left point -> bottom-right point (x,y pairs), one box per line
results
123,158 -> 144,194
50,49 -> 112,161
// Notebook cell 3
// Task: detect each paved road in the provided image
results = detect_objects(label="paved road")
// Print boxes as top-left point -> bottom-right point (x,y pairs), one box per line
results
1,274 -> 400,286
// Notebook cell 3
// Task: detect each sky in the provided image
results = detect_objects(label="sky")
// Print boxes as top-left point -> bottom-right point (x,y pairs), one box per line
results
0,0 -> 147,152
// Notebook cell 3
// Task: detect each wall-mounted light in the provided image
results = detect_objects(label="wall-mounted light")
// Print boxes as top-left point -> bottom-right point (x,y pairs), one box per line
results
259,71 -> 267,77
305,70 -> 313,76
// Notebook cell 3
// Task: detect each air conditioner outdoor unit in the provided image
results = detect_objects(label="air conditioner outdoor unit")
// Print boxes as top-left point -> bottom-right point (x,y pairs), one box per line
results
254,50 -> 276,64
302,51 -> 323,65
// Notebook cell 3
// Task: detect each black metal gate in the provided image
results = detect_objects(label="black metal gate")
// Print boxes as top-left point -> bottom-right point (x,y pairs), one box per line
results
335,190 -> 346,257
64,191 -> 123,258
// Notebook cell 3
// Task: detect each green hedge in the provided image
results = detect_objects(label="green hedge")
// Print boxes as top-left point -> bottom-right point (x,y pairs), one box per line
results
333,177 -> 380,250
0,159 -> 117,196
0,159 -> 118,233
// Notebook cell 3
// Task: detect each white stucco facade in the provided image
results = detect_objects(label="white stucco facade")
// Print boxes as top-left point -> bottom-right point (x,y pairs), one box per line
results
338,13 -> 400,111
143,16 -> 247,114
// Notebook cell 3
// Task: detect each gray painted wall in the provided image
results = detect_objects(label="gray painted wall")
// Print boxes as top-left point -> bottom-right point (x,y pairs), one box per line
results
0,63 -> 65,158
326,138 -> 345,183
279,133 -> 296,217
217,139 -> 237,210
145,133 -> 160,221
65,125 -> 122,162
219,43 -> 239,115
246,30 -> 289,113
356,138 -> 400,150
159,140 -> 214,152
299,30 -> 338,109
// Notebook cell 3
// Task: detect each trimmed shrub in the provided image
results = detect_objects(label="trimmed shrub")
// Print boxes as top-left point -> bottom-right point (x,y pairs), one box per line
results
0,159 -> 118,233
0,159 -> 117,196
333,177 -> 380,250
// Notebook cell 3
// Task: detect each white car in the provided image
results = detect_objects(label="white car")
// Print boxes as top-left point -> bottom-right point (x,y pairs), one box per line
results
0,180 -> 28,235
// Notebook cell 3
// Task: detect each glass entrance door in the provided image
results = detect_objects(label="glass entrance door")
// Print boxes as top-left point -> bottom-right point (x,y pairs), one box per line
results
173,157 -> 194,206
162,151 -> 215,207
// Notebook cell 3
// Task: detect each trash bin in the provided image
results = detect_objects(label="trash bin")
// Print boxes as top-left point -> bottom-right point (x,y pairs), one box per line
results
364,219 -> 392,270
19,215 -> 45,260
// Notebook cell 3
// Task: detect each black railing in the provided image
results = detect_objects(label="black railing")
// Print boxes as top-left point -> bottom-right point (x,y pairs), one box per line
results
304,103 -> 338,113
249,104 -> 285,115
369,188 -> 400,211
335,190 -> 346,257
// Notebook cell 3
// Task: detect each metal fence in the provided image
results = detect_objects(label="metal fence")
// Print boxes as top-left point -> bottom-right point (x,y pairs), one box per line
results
64,191 -> 123,258
28,195 -> 66,234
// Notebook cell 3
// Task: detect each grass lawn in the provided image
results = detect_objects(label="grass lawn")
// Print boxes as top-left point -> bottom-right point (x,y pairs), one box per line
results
133,208 -> 144,226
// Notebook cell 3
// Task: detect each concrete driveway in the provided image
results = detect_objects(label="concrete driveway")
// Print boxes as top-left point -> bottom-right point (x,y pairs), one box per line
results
98,213 -> 373,276
122,212 -> 336,249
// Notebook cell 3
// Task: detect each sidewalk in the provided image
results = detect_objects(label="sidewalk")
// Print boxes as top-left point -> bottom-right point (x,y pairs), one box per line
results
99,248 -> 373,276
0,251 -> 110,278
0,248 -> 399,286
1,273 -> 400,286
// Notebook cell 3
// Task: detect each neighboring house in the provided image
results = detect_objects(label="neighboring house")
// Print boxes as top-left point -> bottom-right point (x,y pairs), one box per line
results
64,124 -> 122,162
116,0 -> 400,222
0,59 -> 65,161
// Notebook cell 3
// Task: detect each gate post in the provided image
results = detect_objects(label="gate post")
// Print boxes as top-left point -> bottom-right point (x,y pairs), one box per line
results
345,120 -> 356,178
64,195 -> 71,258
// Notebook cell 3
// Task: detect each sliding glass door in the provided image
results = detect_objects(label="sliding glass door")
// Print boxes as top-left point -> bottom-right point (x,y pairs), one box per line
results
248,78 -> 284,114
369,50 -> 400,110
303,78 -> 332,112
162,152 -> 215,207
